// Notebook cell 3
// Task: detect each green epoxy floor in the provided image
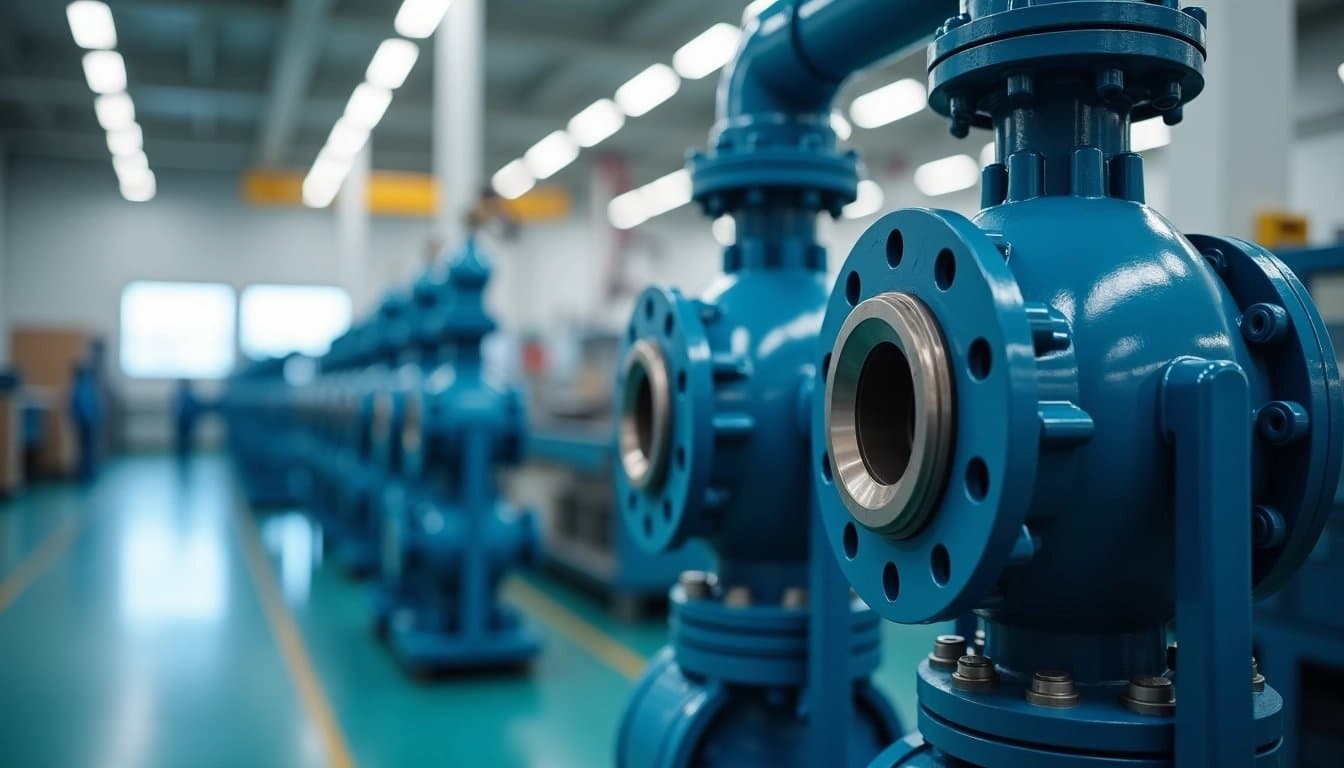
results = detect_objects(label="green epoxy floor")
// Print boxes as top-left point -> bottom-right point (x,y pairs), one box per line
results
0,455 -> 943,767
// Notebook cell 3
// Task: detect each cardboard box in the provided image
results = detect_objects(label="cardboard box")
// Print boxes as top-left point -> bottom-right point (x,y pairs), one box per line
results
10,327 -> 93,478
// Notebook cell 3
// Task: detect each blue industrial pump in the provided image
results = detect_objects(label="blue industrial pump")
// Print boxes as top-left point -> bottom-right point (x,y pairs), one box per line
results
373,239 -> 542,673
1254,242 -> 1344,768
809,2 -> 1343,766
223,353 -> 308,508
612,1 -> 967,765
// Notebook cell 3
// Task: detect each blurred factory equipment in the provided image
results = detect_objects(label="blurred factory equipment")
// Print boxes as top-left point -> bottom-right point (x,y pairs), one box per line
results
518,330 -> 710,617
810,2 -> 1342,766
613,1 -> 963,764
373,238 -> 541,673
222,354 -> 309,509
1255,239 -> 1344,768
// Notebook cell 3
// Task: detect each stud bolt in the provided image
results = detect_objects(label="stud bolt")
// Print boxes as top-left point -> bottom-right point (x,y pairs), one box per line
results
928,634 -> 966,671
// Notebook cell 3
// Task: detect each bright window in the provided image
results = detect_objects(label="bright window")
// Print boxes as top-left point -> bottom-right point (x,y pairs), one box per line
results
120,281 -> 236,379
239,284 -> 352,360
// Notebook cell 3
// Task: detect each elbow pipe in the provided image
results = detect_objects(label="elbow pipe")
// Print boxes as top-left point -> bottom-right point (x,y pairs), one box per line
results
697,0 -> 961,216
721,0 -> 959,120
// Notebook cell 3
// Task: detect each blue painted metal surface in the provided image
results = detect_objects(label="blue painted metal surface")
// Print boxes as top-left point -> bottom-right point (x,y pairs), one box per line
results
372,239 -> 542,673
614,2 -> 964,764
808,3 -> 1343,767
526,426 -> 710,605
1255,242 -> 1344,768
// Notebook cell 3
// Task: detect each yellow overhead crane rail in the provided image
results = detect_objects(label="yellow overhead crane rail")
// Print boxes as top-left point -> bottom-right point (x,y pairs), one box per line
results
242,170 -> 571,221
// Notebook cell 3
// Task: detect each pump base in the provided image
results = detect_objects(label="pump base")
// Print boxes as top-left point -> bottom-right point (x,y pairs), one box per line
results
617,648 -> 899,768
381,604 -> 540,674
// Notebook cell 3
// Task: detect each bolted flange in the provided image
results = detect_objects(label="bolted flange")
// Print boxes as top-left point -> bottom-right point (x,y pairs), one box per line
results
952,654 -> 998,693
1122,675 -> 1176,716
928,634 -> 967,671
1025,670 -> 1080,708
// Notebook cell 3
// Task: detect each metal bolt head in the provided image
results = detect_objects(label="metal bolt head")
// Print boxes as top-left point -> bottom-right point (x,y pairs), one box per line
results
1251,658 -> 1266,693
1123,675 -> 1176,716
781,587 -> 808,610
679,570 -> 714,600
928,634 -> 966,671
1026,670 -> 1080,708
723,585 -> 753,607
952,655 -> 999,693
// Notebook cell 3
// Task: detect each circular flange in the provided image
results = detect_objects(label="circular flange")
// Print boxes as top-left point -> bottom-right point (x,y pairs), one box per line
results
927,3 -> 1207,124
813,208 -> 1040,624
1187,235 -> 1344,597
616,287 -> 718,553
825,292 -> 956,539
917,659 -> 1284,765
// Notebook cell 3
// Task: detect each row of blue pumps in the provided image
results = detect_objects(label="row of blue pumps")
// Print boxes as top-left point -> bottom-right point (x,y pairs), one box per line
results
224,0 -> 1343,765
225,242 -> 542,672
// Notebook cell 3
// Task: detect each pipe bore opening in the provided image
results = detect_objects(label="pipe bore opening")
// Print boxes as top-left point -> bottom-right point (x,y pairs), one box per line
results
855,341 -> 916,486
825,292 -> 955,539
620,340 -> 672,490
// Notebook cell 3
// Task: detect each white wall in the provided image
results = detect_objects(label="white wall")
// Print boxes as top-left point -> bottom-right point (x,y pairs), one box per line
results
3,157 -> 437,447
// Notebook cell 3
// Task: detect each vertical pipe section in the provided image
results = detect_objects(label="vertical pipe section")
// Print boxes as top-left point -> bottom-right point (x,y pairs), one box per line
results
1163,359 -> 1254,768
338,144 -> 371,315
433,0 -> 485,250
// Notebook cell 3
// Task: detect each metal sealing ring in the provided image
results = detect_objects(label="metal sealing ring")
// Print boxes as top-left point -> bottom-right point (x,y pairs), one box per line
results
825,292 -> 955,539
620,339 -> 673,491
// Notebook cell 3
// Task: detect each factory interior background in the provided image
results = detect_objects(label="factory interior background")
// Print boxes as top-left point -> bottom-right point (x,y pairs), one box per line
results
0,0 -> 1342,766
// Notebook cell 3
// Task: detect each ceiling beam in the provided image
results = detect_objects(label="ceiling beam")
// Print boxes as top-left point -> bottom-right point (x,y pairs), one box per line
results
256,0 -> 335,167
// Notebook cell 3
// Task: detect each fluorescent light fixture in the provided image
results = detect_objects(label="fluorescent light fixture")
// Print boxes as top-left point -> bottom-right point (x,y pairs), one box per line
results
106,123 -> 143,156
302,156 -> 348,209
492,159 -> 535,200
830,112 -> 852,141
326,118 -> 370,158
94,92 -> 135,131
366,39 -> 420,90
712,216 -> 736,247
641,169 -> 693,218
82,50 -> 127,94
914,154 -> 980,197
980,142 -> 996,167
567,99 -> 625,148
66,1 -> 117,50
615,64 -> 681,118
848,78 -> 926,129
608,168 -> 694,230
1131,118 -> 1172,152
524,130 -> 580,180
344,83 -> 393,130
608,189 -> 649,230
119,170 -> 156,203
394,0 -> 453,39
673,23 -> 741,80
843,179 -> 884,219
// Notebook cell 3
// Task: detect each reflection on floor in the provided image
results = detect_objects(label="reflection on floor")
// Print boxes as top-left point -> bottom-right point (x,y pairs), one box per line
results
0,454 -> 942,767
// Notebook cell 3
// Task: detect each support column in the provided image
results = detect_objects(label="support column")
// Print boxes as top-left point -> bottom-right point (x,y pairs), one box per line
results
338,144 -> 371,315
433,0 -> 484,251
0,144 -> 8,363
1166,0 -> 1295,240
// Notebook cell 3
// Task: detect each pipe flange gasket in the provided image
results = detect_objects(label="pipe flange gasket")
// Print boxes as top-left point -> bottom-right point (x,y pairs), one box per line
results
825,292 -> 955,539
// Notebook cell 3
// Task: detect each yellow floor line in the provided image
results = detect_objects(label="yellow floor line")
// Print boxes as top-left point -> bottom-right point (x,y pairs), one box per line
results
503,576 -> 647,681
234,509 -> 356,768
0,517 -> 83,616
